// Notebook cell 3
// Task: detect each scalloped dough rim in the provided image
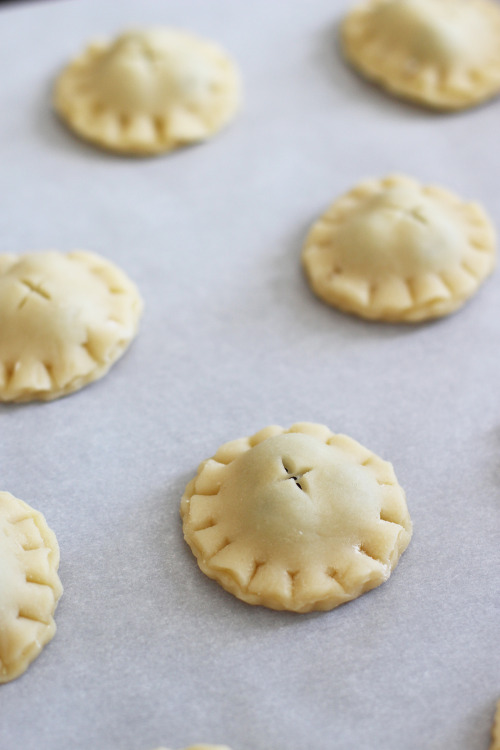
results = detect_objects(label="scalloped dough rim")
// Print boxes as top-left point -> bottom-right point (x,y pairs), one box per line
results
302,270 -> 494,323
341,39 -> 500,111
181,537 -> 395,613
1,351 -> 136,403
53,92 -> 241,156
0,493 -> 62,683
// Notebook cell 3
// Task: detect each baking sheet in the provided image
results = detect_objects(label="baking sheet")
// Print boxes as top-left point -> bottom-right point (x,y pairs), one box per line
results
0,1 -> 499,748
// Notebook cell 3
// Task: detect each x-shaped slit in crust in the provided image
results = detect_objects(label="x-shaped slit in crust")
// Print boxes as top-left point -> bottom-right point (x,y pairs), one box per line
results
280,459 -> 313,491
386,204 -> 428,225
17,279 -> 51,309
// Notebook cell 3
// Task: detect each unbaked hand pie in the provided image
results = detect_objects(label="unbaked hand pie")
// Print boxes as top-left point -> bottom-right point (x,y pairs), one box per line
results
54,27 -> 241,155
0,250 -> 143,401
181,423 -> 412,613
302,174 -> 496,322
491,702 -> 500,750
341,0 -> 500,110
0,491 -> 62,683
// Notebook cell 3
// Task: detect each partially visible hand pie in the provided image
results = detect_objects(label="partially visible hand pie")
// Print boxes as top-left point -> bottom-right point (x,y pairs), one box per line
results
181,423 -> 412,613
491,701 -> 500,750
341,0 -> 500,110
302,174 -> 496,322
0,250 -> 143,401
54,28 -> 241,155
0,491 -> 62,683
153,746 -> 232,750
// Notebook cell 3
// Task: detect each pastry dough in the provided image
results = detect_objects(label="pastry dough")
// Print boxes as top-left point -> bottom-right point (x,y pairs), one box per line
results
54,28 -> 241,155
181,423 -> 412,613
0,491 -> 62,683
0,250 -> 143,401
302,174 -> 496,322
341,0 -> 500,110
491,701 -> 500,750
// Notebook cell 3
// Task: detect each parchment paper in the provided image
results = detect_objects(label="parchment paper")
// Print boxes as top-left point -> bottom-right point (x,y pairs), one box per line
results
0,1 -> 499,749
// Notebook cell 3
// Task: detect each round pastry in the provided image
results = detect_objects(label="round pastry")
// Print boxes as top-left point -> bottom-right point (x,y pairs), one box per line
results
181,423 -> 412,613
302,174 -> 496,322
491,701 -> 500,750
341,0 -> 500,110
0,250 -> 143,401
0,491 -> 62,683
54,28 -> 241,155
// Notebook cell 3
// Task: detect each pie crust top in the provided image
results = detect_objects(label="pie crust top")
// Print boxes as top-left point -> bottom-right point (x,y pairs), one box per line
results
0,250 -> 143,402
181,423 -> 412,613
341,0 -> 500,110
54,28 -> 241,154
302,174 -> 496,322
0,491 -> 62,683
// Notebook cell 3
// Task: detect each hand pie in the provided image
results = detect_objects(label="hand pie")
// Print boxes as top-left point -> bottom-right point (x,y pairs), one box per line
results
54,28 -> 241,155
181,423 -> 412,613
341,0 -> 500,110
0,250 -> 142,401
491,701 -> 500,750
0,491 -> 62,683
302,174 -> 496,322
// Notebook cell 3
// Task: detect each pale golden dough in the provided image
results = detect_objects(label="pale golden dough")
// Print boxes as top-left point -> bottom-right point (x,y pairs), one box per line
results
181,423 -> 412,613
0,250 -> 143,402
341,0 -> 500,110
0,491 -> 62,683
491,701 -> 500,750
54,28 -> 241,155
302,174 -> 496,322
